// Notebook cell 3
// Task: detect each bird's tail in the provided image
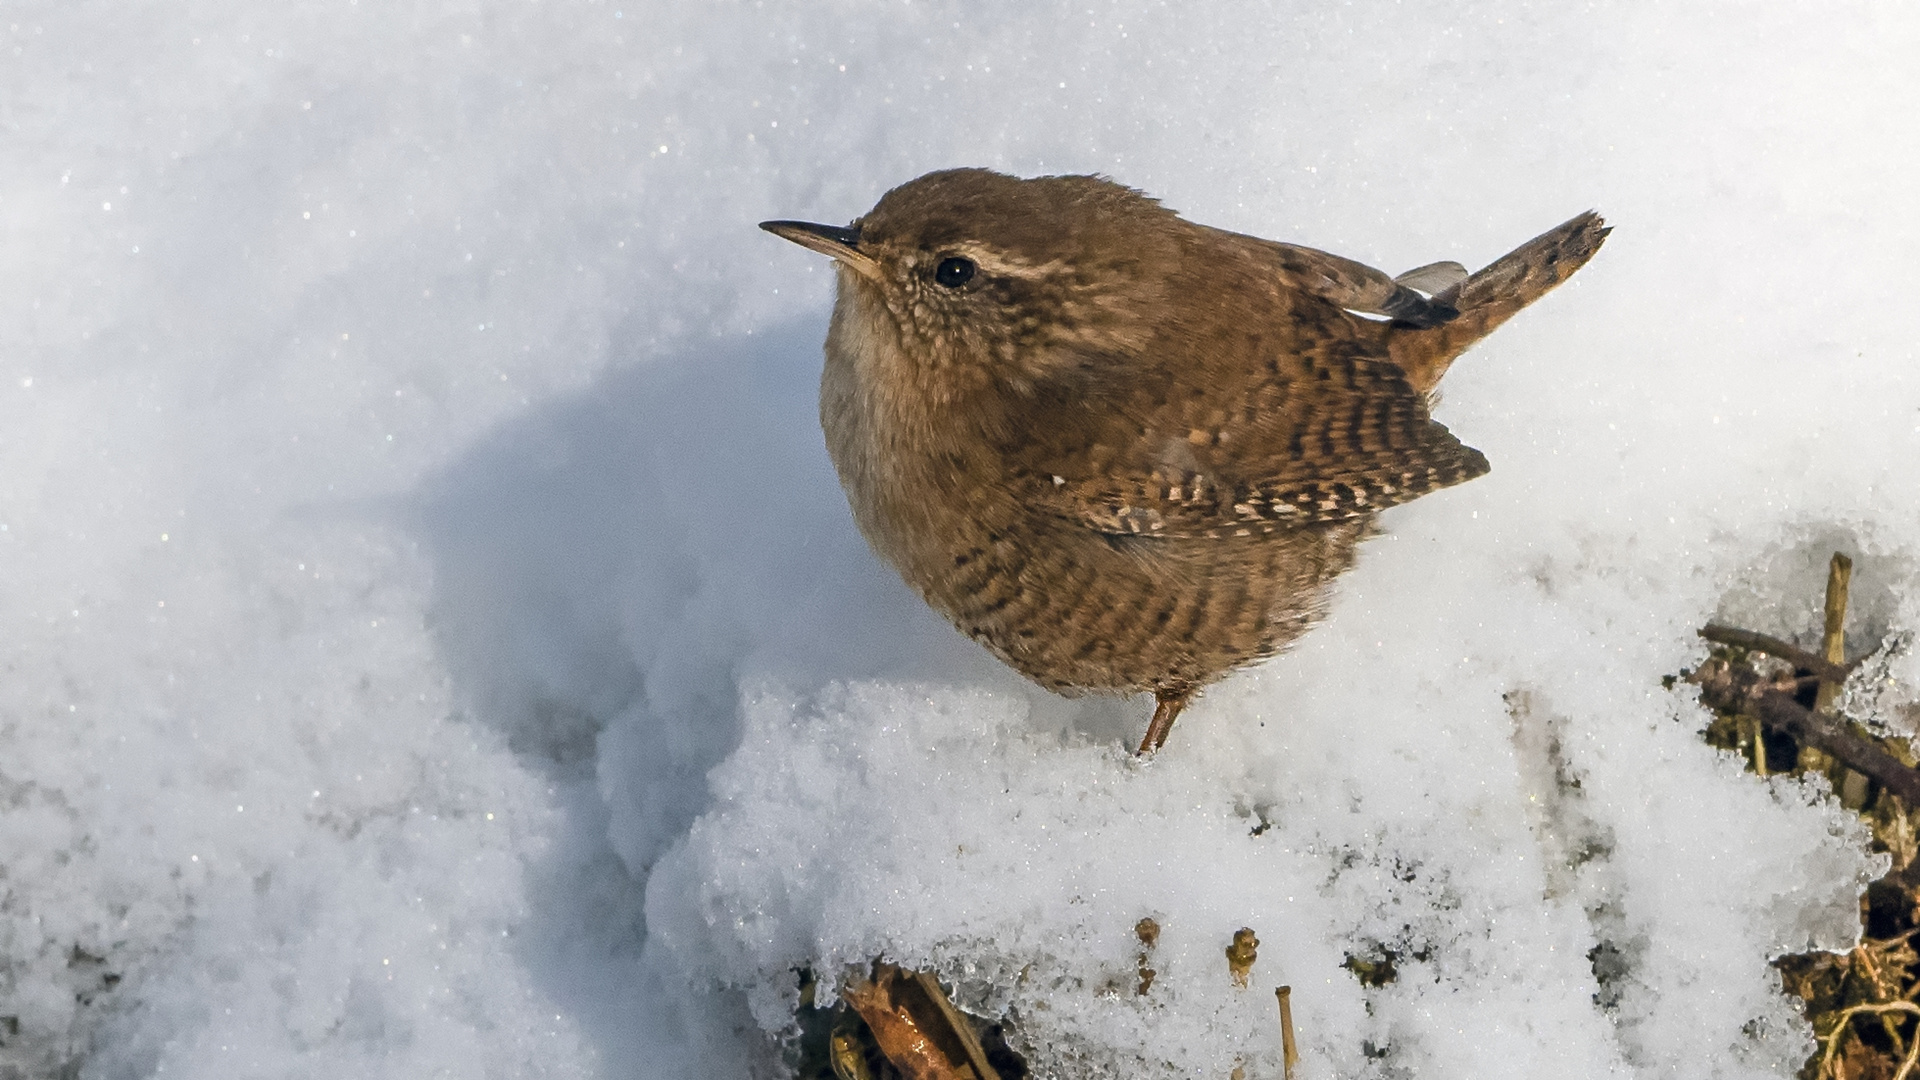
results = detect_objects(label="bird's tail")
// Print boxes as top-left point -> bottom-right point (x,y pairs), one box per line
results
1388,211 -> 1610,395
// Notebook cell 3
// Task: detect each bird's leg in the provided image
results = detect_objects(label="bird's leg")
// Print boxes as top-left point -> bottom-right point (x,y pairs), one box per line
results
1137,688 -> 1192,755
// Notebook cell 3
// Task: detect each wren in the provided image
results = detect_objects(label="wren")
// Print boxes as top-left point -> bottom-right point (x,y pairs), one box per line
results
763,169 -> 1606,753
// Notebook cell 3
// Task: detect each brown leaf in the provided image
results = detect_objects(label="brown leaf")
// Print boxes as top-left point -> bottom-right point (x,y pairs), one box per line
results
840,963 -> 998,1080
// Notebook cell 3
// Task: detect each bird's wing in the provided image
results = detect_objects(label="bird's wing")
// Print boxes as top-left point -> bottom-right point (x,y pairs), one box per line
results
1010,338 -> 1489,540
1394,260 -> 1470,296
1262,241 -> 1461,329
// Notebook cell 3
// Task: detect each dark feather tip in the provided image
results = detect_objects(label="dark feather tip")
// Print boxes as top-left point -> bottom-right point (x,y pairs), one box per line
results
1386,299 -> 1461,330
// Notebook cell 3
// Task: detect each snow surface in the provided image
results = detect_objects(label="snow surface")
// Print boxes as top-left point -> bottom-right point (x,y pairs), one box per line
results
2,2 -> 1917,1077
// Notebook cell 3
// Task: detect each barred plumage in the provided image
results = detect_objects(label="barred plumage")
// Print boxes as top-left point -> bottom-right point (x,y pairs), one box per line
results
763,170 -> 1608,752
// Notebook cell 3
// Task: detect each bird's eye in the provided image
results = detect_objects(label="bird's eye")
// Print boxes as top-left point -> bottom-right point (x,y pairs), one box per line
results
934,256 -> 976,288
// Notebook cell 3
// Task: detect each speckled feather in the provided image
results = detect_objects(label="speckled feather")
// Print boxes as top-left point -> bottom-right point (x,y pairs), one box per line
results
769,169 -> 1606,736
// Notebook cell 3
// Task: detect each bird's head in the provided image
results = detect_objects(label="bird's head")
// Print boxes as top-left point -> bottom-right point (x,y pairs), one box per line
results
762,169 -> 1179,397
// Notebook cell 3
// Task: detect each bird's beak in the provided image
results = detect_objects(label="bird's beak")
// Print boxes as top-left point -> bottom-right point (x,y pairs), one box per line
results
759,220 -> 883,282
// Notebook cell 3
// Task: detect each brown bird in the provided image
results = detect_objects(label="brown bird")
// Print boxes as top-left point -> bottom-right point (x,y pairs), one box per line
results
763,169 -> 1606,753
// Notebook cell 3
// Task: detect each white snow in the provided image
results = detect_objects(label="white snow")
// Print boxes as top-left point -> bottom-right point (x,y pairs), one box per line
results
2,3 -> 1917,1078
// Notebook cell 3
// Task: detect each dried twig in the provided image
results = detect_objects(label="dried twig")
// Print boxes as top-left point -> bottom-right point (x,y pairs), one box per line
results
1698,624 -> 1854,684
1275,986 -> 1298,1080
1817,553 -> 1855,715
1693,636 -> 1920,821
1693,570 -> 1920,811
1754,692 -> 1920,807
1747,712 -> 1770,777
1819,999 -> 1920,1080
